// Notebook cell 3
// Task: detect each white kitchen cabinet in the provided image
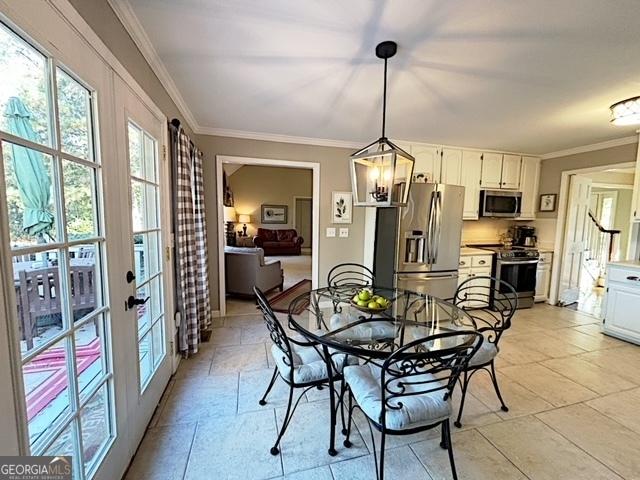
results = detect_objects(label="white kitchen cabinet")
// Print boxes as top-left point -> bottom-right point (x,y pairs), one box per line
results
480,152 -> 503,189
460,151 -> 482,220
603,262 -> 640,344
458,254 -> 493,307
411,144 -> 441,183
535,251 -> 553,302
501,154 -> 522,190
440,148 -> 462,185
519,156 -> 541,220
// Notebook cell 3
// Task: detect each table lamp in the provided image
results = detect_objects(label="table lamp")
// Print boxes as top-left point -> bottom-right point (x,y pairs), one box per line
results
238,214 -> 251,237
224,206 -> 237,246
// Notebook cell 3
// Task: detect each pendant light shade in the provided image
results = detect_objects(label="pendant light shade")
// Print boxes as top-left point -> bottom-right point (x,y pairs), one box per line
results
610,96 -> 640,126
350,41 -> 415,207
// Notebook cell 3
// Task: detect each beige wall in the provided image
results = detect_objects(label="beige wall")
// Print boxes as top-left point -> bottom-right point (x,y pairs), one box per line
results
538,143 -> 638,219
227,165 -> 312,236
197,135 -> 366,310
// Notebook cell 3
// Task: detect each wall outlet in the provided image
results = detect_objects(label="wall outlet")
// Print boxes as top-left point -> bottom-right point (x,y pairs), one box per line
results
326,227 -> 336,237
339,227 -> 349,238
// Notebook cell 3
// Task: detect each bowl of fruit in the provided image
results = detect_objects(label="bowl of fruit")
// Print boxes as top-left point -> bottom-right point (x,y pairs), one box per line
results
350,288 -> 392,313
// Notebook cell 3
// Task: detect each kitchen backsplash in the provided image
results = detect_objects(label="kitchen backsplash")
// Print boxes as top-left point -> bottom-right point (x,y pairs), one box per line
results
461,218 -> 552,246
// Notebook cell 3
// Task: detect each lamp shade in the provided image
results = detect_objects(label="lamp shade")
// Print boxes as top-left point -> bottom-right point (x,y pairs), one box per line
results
223,206 -> 237,222
238,214 -> 251,224
350,138 -> 414,207
610,96 -> 640,126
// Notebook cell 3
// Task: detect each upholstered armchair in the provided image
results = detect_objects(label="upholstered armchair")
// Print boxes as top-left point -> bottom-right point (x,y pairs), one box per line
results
224,247 -> 283,296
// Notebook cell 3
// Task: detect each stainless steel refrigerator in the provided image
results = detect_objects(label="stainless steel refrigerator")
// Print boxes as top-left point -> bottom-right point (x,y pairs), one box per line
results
374,183 -> 464,299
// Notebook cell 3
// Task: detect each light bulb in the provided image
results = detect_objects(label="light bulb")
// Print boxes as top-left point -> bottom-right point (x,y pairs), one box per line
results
369,166 -> 380,181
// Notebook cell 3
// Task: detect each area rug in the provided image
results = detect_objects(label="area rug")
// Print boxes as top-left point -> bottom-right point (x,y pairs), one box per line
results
268,279 -> 312,314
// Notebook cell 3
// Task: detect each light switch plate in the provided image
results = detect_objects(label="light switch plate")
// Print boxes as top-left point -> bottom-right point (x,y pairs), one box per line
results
326,227 -> 336,237
339,227 -> 349,238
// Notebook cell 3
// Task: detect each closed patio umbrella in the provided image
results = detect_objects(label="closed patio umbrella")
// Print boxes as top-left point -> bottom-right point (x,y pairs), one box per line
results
4,96 -> 53,236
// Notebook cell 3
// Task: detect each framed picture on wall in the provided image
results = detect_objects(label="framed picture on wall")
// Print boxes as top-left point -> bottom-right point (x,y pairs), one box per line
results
539,193 -> 557,212
332,191 -> 353,224
261,204 -> 288,224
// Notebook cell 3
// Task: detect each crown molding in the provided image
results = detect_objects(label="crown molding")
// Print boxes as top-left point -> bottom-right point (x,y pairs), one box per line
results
541,135 -> 638,159
107,0 -> 198,131
194,126 -> 362,149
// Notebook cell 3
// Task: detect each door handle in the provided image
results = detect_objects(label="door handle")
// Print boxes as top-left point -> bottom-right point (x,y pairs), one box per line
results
127,295 -> 150,310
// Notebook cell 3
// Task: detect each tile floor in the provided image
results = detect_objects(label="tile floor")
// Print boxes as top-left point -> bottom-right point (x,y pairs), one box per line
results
125,303 -> 640,480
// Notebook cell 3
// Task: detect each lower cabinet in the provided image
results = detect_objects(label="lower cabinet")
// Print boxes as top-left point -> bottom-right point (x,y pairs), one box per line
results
458,254 -> 492,306
535,252 -> 553,302
603,263 -> 640,344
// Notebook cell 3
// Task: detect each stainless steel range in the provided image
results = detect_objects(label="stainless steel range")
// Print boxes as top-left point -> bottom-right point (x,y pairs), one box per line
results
473,244 -> 539,309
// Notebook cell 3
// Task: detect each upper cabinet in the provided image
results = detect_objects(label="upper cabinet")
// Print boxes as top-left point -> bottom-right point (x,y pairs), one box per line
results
480,153 -> 503,189
460,151 -> 483,220
411,144 -> 441,184
440,148 -> 463,185
480,153 -> 521,190
519,156 -> 540,220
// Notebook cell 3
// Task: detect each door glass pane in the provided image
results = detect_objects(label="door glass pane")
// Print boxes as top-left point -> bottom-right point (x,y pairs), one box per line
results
13,249 -> 64,358
128,123 -> 142,178
136,281 -> 151,336
74,315 -> 105,401
42,419 -> 75,457
139,332 -> 152,387
143,132 -> 156,182
148,275 -> 163,322
152,320 -> 164,366
69,243 -> 100,323
134,231 -> 160,283
131,180 -> 158,230
79,384 -> 111,471
57,68 -> 93,161
23,337 -> 71,447
0,23 -> 52,147
63,160 -> 98,240
2,141 -> 56,246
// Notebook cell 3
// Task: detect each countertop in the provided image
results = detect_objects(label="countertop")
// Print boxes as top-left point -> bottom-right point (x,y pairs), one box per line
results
609,260 -> 640,269
460,247 -> 492,256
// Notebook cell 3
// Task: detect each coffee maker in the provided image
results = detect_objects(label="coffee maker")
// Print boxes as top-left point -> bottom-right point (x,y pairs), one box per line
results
513,225 -> 537,247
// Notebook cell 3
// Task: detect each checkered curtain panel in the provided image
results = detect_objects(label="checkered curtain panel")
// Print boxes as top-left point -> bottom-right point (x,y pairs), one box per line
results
172,125 -> 211,354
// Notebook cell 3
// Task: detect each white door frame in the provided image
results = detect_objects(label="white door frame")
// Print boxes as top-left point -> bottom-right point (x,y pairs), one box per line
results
549,161 -> 635,305
292,195 -> 313,241
216,156 -> 320,317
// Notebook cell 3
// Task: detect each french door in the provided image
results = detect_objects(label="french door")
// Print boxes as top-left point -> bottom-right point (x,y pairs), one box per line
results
0,5 -> 172,480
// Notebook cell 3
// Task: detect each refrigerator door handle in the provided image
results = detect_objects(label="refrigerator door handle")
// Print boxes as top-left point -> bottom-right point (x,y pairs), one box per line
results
426,191 -> 436,264
432,191 -> 442,263
396,272 -> 459,281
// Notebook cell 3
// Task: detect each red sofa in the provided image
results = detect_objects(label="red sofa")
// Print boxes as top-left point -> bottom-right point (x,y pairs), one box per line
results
253,228 -> 304,256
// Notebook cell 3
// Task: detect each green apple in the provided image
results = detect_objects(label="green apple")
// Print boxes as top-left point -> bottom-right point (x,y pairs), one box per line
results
358,289 -> 371,302
352,294 -> 360,303
368,301 -> 380,309
357,299 -> 368,307
376,298 -> 388,308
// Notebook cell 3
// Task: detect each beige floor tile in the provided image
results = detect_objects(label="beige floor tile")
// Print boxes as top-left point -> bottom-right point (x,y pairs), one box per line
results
125,422 -> 196,480
450,390 -> 502,429
157,373 -> 238,426
211,343 -> 269,374
184,410 -> 282,480
545,326 -> 625,351
411,429 -> 526,480
172,356 -> 212,379
500,363 -> 598,407
331,445 -> 430,480
587,387 -> 640,435
507,331 -> 588,358
277,400 -> 369,474
238,367 -> 307,414
579,345 -> 640,384
496,339 -> 551,365
209,326 -> 243,346
537,403 -> 640,479
479,416 -> 622,479
224,313 -> 265,327
467,370 -> 554,419
541,356 -> 636,395
275,466 -> 334,480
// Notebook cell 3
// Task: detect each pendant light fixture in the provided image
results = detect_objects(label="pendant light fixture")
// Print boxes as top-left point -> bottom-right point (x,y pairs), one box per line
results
350,41 -> 415,207
610,96 -> 640,126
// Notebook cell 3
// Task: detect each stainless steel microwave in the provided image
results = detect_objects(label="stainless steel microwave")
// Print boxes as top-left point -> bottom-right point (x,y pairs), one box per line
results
480,190 -> 522,218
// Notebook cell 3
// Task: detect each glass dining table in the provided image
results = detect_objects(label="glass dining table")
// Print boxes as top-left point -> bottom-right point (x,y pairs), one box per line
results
287,285 -> 478,455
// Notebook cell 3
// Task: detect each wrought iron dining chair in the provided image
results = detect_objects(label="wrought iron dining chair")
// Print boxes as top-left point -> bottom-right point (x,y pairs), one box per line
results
254,286 -> 353,456
327,262 -> 375,288
342,331 -> 483,480
451,275 -> 517,428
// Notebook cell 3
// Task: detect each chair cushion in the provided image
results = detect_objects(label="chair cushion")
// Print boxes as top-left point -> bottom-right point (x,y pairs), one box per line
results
468,341 -> 498,367
344,363 -> 451,431
270,343 -> 356,384
330,313 -> 397,341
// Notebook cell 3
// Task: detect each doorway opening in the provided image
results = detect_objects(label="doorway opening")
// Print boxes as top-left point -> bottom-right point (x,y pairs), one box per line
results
552,163 -> 635,317
216,156 -> 320,317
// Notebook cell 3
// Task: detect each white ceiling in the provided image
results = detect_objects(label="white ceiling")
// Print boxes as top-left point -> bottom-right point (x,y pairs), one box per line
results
122,0 -> 640,154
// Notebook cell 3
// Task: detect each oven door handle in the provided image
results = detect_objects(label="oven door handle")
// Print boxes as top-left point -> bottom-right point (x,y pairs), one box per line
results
499,259 -> 539,265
